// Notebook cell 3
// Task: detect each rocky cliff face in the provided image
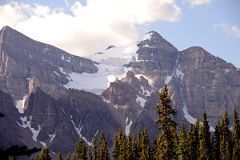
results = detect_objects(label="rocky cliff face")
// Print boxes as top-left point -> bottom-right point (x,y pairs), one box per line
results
0,90 -> 23,148
0,26 -> 240,155
8,88 -> 121,154
0,26 -> 98,107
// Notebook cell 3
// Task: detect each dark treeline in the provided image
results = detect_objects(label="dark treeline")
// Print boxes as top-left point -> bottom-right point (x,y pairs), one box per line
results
32,85 -> 240,160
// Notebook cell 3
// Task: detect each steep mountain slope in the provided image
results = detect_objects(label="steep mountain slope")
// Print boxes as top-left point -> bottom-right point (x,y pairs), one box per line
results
0,26 -> 98,112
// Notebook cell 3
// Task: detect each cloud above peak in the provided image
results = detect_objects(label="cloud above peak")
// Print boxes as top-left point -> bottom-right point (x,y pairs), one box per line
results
186,0 -> 213,6
215,23 -> 240,39
0,0 -> 181,57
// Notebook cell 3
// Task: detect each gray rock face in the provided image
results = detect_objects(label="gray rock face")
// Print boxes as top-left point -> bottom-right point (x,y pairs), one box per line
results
0,90 -> 23,148
0,26 -> 98,101
15,88 -> 121,154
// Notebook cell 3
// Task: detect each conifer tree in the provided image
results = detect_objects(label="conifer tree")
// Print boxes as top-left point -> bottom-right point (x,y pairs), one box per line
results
187,122 -> 199,160
139,128 -> 150,160
112,134 -> 119,160
92,137 -> 98,160
220,112 -> 232,160
98,132 -> 109,160
113,129 -> 127,160
199,113 -> 212,160
133,133 -> 141,160
213,119 -> 221,160
233,108 -> 240,160
126,135 -> 133,160
88,146 -> 93,160
66,153 -> 71,160
56,153 -> 63,160
178,122 -> 190,160
74,138 -> 87,160
155,85 -> 177,160
35,147 -> 51,160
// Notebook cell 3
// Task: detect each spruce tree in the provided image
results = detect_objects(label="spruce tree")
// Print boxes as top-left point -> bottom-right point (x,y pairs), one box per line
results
113,129 -> 127,160
187,122 -> 199,160
155,85 -> 177,160
220,112 -> 232,160
56,153 -> 63,160
74,138 -> 87,160
112,134 -> 119,160
92,137 -> 98,160
199,113 -> 212,160
66,153 -> 71,160
88,146 -> 93,160
126,135 -> 133,160
98,132 -> 109,160
213,119 -> 221,160
35,147 -> 51,160
139,128 -> 150,160
233,108 -> 240,160
178,122 -> 190,160
133,133 -> 141,160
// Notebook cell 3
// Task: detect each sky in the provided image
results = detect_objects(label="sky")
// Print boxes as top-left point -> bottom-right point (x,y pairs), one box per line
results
0,0 -> 240,67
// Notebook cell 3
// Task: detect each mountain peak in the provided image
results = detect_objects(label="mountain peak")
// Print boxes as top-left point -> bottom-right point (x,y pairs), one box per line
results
0,26 -> 17,36
140,31 -> 162,41
0,25 -> 30,44
137,31 -> 178,52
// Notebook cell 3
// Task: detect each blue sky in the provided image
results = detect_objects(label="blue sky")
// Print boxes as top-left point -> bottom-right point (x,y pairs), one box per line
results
0,0 -> 239,67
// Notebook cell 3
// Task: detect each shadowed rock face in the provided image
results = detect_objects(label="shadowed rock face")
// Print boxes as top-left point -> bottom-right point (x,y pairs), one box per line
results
10,88 -> 121,154
1,26 -> 240,154
0,90 -> 23,148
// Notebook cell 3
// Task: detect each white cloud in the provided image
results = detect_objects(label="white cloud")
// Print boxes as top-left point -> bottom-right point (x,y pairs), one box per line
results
215,23 -> 240,38
0,0 -> 181,57
186,0 -> 213,6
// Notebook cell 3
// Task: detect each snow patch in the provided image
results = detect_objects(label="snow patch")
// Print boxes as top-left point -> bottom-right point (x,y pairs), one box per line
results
43,47 -> 48,53
210,127 -> 215,132
26,77 -> 32,81
40,141 -> 46,147
183,105 -> 197,124
164,75 -> 172,84
61,54 -> 64,61
125,117 -> 132,136
16,94 -> 28,114
224,69 -> 230,73
54,71 -> 61,77
136,95 -> 146,108
70,116 -> 92,146
49,132 -> 56,143
63,63 -> 133,95
142,44 -> 157,48
140,86 -> 151,96
140,32 -> 153,41
61,106 -> 66,115
176,66 -> 184,81
135,74 -> 153,86
17,116 -> 41,142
